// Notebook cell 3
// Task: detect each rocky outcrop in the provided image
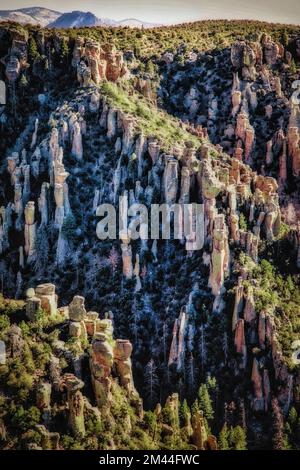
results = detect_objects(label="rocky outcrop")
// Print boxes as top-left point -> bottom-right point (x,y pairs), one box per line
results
24,201 -> 36,261
163,155 -> 178,204
0,34 -> 29,82
261,33 -> 284,65
89,327 -> 114,407
235,112 -> 255,162
192,410 -> 218,450
113,339 -> 136,393
208,214 -> 229,298
6,325 -> 24,359
73,38 -> 128,86
26,284 -> 58,320
168,308 -> 188,371
287,121 -> 300,178
121,243 -> 133,279
251,358 -> 264,411
71,121 -> 83,160
234,319 -> 247,368
62,373 -> 85,437
231,41 -> 259,80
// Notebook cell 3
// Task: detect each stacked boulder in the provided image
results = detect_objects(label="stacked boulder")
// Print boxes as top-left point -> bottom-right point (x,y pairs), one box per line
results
72,37 -> 128,87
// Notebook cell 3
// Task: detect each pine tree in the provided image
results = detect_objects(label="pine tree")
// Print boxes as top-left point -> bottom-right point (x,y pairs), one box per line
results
218,425 -> 230,450
222,331 -> 228,363
187,353 -> 197,397
282,30 -> 289,47
179,399 -> 190,427
145,60 -> 155,76
144,359 -> 159,408
61,214 -> 77,242
35,225 -> 49,274
290,59 -> 297,74
288,407 -> 298,428
61,38 -> 70,62
198,383 -> 214,421
206,375 -> 218,413
191,399 -> 199,415
19,74 -> 29,96
28,37 -> 39,62
199,324 -> 207,373
134,43 -> 141,59
230,426 -> 247,450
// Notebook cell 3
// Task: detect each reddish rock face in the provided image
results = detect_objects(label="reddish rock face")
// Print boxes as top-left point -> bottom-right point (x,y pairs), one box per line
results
243,288 -> 256,323
114,339 -> 133,361
208,214 -> 229,298
254,174 -> 278,196
231,41 -> 257,70
235,319 -> 246,353
258,312 -> 266,349
73,38 -> 128,85
287,126 -> 300,177
262,36 -> 281,65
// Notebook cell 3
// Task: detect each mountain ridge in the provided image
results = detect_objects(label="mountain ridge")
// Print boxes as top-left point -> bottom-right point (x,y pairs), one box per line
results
0,7 -> 160,28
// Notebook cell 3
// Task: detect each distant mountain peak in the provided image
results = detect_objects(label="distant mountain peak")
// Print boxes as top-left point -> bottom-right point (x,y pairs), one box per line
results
0,7 -> 160,29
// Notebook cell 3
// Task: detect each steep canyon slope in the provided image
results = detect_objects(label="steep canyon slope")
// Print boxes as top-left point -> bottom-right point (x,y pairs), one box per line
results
0,20 -> 299,450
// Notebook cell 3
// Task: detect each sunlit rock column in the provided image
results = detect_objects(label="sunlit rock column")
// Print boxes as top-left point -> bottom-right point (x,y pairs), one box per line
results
114,339 -> 136,393
63,373 -> 85,437
38,182 -> 50,225
24,201 -> 36,261
234,319 -> 247,368
208,214 -> 229,299
31,118 -> 39,149
89,327 -> 114,407
72,121 -> 83,160
251,358 -> 264,412
163,156 -> 178,204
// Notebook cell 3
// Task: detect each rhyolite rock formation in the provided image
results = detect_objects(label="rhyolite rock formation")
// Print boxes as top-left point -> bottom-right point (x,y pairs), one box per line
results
0,21 -> 299,451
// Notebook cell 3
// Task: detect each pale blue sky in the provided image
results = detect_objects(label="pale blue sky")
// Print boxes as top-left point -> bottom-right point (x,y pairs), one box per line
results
1,0 -> 299,25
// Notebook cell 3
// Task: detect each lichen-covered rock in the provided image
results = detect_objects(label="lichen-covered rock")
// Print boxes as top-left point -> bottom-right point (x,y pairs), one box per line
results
113,339 -> 136,393
63,373 -> 85,437
69,296 -> 87,321
89,331 -> 114,407
73,38 -> 128,86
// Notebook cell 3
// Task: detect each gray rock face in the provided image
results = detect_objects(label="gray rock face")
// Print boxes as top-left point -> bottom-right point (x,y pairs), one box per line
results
69,295 -> 87,321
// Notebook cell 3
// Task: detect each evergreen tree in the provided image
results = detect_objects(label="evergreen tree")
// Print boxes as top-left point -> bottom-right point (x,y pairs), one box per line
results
19,74 -> 29,96
28,37 -> 39,62
288,407 -> 298,428
218,425 -> 230,450
144,359 -> 159,408
199,324 -> 207,373
282,30 -> 289,47
61,214 -> 77,242
145,60 -> 155,75
179,399 -> 190,427
133,43 -> 141,59
198,383 -> 214,421
35,225 -> 49,274
191,399 -> 200,415
187,353 -> 197,397
61,38 -> 70,62
290,59 -> 297,74
230,426 -> 247,450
